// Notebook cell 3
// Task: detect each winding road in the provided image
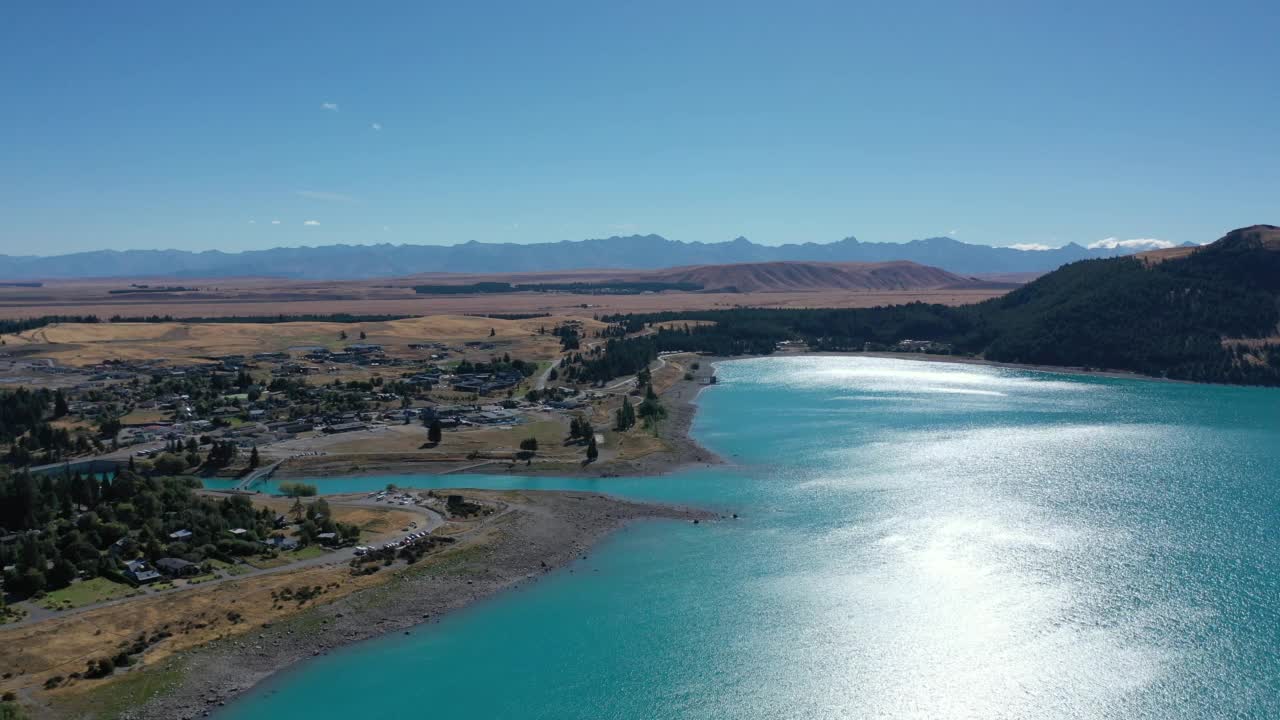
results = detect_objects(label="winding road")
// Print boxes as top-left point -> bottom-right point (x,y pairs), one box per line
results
5,494 -> 444,629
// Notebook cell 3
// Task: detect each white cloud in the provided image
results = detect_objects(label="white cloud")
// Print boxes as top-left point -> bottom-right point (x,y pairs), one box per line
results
948,229 -> 958,236
1087,237 -> 1175,250
321,102 -> 339,111
248,220 -> 256,225
371,122 -> 382,131
383,226 -> 391,231
295,190 -> 356,203
1008,243 -> 1055,251
270,220 -> 281,225
303,220 -> 321,226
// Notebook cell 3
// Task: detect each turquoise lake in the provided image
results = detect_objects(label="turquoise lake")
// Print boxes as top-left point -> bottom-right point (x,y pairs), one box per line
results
217,356 -> 1280,719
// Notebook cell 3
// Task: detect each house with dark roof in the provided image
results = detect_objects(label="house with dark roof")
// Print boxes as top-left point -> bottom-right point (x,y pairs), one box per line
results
156,557 -> 200,577
123,559 -> 161,585
263,536 -> 299,551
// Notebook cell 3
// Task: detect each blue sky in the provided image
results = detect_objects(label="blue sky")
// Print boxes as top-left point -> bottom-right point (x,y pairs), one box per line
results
2,1 -> 1277,255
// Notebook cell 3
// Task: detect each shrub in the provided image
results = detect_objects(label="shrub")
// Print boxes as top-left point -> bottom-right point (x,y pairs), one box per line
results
278,482 -> 317,497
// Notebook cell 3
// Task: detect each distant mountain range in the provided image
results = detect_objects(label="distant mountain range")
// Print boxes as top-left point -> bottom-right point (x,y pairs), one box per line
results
0,234 -> 1194,280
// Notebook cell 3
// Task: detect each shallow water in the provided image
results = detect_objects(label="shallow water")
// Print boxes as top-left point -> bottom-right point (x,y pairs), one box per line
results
217,356 -> 1280,719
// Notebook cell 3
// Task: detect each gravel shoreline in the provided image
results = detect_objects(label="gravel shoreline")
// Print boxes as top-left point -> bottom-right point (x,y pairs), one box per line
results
121,490 -> 712,720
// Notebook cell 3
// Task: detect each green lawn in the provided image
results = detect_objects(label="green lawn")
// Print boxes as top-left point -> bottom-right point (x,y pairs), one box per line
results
185,573 -> 219,585
244,545 -> 326,569
51,659 -> 187,720
208,558 -> 250,576
38,577 -> 139,610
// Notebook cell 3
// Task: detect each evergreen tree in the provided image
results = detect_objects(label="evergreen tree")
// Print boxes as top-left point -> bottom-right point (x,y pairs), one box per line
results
427,419 -> 443,444
638,394 -> 666,430
615,397 -> 636,431
48,557 -> 77,589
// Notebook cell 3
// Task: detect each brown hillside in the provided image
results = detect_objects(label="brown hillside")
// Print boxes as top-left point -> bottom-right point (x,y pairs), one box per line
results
645,261 -> 968,293
1217,224 -> 1280,249
1139,225 -> 1280,265
1136,246 -> 1197,264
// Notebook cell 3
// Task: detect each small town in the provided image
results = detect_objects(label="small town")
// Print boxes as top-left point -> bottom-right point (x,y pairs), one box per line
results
0,319 -> 670,478
6,6 -> 1276,716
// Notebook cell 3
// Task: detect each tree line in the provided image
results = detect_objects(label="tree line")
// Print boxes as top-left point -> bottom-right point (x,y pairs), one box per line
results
588,236 -> 1280,386
0,467 -> 357,601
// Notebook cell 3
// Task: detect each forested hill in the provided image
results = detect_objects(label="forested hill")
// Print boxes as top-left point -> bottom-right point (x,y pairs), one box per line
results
596,226 -> 1280,385
971,225 -> 1280,382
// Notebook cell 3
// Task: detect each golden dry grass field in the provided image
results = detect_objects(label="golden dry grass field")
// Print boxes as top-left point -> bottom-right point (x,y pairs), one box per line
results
0,562 -> 372,699
3,314 -> 605,366
0,272 -> 1008,322
238,495 -> 422,541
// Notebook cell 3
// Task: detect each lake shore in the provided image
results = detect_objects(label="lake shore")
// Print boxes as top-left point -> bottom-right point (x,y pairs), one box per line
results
824,350 -> 1190,383
478,359 -> 727,479
266,350 -> 1158,488
113,489 -> 713,720
270,357 -> 729,483
251,350 -> 1180,490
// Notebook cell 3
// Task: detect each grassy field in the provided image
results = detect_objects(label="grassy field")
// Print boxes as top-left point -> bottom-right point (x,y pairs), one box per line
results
319,418 -> 568,455
0,561 -> 386,703
5,314 -> 593,367
118,408 -> 169,426
272,415 -> 590,470
236,495 -> 421,542
208,559 -> 250,576
0,272 -> 1009,323
49,660 -> 188,720
243,545 -> 327,570
38,578 -> 141,610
